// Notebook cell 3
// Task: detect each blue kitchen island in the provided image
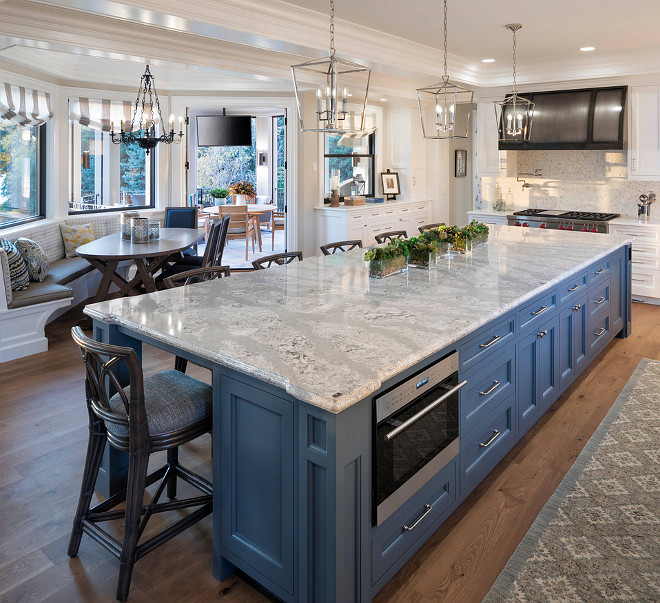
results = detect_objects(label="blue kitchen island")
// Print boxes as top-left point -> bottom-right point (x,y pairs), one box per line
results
85,225 -> 632,603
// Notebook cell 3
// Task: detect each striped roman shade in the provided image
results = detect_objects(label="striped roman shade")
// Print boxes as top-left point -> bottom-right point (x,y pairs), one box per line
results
0,83 -> 53,127
69,97 -> 158,132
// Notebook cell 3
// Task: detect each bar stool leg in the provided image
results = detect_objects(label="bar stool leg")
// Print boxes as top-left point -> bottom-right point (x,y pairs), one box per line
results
116,451 -> 149,602
68,417 -> 107,557
174,356 -> 188,374
167,447 -> 178,499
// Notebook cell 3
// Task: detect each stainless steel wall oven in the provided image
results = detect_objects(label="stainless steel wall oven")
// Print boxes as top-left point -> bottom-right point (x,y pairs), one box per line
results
373,351 -> 465,526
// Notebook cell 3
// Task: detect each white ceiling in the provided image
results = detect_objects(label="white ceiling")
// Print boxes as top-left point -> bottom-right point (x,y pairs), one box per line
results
0,0 -> 659,95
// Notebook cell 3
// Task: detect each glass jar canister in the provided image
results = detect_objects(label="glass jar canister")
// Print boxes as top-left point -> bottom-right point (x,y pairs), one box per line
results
130,217 -> 150,244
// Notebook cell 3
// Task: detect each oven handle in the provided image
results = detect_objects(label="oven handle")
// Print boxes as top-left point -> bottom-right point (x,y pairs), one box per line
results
385,380 -> 468,441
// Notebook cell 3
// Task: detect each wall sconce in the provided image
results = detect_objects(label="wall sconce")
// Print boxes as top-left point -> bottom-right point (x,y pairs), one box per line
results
258,152 -> 268,166
81,150 -> 91,170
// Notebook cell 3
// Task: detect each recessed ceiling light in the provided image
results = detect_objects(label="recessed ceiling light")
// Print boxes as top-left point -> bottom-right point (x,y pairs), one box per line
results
380,98 -> 387,102
579,46 -> 596,52
482,58 -> 496,63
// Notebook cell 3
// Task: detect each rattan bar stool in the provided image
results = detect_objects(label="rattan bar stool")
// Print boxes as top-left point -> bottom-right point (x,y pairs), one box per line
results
68,327 -> 213,601
319,240 -> 363,255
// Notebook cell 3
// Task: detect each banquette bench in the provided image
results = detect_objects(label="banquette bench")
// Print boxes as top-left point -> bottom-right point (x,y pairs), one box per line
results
0,212 -> 161,363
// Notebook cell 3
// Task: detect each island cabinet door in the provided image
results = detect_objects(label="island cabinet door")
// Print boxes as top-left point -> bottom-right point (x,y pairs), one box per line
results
220,377 -> 295,599
538,315 -> 560,413
517,329 -> 540,434
559,294 -> 588,392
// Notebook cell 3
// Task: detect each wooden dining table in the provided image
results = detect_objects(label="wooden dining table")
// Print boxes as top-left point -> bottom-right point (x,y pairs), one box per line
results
76,228 -> 205,302
202,204 -> 276,249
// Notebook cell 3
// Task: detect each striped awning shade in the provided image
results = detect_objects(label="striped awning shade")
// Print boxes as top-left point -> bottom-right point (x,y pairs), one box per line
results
0,83 -> 53,127
69,97 -> 159,133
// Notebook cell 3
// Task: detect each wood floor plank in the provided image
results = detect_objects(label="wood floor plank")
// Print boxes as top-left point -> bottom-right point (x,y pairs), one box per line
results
0,302 -> 658,602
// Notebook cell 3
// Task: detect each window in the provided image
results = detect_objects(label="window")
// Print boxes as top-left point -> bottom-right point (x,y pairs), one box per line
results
69,122 -> 155,213
0,123 -> 45,229
324,133 -> 374,201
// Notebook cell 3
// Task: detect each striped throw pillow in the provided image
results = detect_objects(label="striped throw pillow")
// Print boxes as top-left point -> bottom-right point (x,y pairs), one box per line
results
0,238 -> 30,291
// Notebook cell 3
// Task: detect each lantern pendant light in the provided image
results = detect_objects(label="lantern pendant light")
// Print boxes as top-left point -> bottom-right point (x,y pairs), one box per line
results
416,0 -> 474,140
494,24 -> 534,143
290,0 -> 372,134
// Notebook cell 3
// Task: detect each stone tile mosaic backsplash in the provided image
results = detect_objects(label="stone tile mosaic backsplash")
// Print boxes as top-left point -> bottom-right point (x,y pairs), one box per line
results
479,150 -> 660,216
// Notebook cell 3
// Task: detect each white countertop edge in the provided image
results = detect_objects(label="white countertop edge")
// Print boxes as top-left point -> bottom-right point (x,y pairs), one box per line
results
84,237 -> 632,414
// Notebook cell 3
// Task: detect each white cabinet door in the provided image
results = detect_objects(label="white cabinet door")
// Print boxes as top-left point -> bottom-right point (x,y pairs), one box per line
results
629,86 -> 660,180
476,99 -> 506,176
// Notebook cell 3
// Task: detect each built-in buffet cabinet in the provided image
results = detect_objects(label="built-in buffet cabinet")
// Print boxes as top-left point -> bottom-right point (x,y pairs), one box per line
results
315,200 -> 432,251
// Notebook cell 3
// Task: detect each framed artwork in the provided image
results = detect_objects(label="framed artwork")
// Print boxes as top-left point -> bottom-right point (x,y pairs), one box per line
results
380,170 -> 400,200
455,149 -> 467,178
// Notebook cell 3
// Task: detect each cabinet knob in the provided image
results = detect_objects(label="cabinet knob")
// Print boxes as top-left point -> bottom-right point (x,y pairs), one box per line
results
573,304 -> 582,311
537,329 -> 548,338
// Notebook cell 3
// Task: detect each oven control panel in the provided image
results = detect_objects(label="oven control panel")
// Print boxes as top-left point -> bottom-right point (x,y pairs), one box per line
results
375,351 -> 458,423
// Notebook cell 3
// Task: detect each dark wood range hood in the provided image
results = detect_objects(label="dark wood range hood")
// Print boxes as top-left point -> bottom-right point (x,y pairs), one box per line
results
499,85 -> 627,151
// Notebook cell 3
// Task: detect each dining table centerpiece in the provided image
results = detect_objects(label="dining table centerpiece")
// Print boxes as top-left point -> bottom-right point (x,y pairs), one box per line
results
229,180 -> 256,205
364,244 -> 407,278
466,219 -> 490,243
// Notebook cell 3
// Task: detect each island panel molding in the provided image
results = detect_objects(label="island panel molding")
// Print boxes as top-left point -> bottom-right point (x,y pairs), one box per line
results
88,227 -> 631,602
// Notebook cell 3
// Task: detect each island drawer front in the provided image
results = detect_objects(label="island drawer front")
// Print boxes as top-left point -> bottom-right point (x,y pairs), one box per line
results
587,278 -> 611,323
558,271 -> 588,305
460,395 -> 516,496
588,312 -> 610,357
587,257 -> 611,284
517,290 -> 558,334
371,460 -> 456,586
461,346 -> 516,436
609,224 -> 660,243
459,315 -> 516,373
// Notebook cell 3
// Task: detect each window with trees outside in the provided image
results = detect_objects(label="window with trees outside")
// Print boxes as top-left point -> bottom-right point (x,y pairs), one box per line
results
69,122 -> 155,213
324,132 -> 374,201
0,124 -> 45,229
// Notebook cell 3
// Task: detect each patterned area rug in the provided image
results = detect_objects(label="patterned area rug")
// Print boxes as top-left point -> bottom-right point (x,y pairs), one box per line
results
484,358 -> 660,602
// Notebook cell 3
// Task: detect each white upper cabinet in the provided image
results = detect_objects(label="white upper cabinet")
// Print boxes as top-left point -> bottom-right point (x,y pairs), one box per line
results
629,86 -> 660,180
476,98 -> 506,176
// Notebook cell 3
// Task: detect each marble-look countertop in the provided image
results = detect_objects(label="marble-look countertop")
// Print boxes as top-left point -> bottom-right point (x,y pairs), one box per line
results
611,215 -> 660,227
85,226 -> 632,414
314,199 -> 430,211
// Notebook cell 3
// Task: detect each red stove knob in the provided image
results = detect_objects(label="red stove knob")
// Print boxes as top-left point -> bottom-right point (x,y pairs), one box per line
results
567,226 -> 573,231
540,223 -> 546,228
558,225 -> 564,230
591,228 -> 597,233
522,222 -> 529,227
582,226 -> 589,232
514,221 -> 520,226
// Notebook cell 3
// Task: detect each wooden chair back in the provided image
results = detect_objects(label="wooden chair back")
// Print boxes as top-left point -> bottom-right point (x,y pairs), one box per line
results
375,230 -> 407,244
252,251 -> 303,270
162,266 -> 231,289
320,240 -> 362,255
202,215 -> 230,268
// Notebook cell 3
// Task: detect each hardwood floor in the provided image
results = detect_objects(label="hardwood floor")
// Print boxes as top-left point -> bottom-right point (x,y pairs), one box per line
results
1,303 -> 658,603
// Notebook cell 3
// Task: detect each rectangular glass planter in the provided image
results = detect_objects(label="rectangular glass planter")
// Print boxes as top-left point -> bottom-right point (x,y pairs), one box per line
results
472,232 -> 489,245
407,251 -> 437,269
368,255 -> 407,278
450,236 -> 472,255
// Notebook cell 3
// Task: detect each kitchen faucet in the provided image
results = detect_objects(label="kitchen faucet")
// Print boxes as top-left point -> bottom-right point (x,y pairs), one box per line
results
517,169 -> 543,190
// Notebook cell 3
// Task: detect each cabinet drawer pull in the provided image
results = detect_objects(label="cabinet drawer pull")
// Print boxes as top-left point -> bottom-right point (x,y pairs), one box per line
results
403,504 -> 432,532
595,268 -> 606,275
479,380 -> 501,396
531,306 -> 547,316
594,327 -> 606,337
567,284 -> 581,292
479,429 -> 501,448
594,296 -> 606,305
632,278 -> 647,282
479,334 -> 501,348
537,329 -> 548,338
573,304 -> 582,311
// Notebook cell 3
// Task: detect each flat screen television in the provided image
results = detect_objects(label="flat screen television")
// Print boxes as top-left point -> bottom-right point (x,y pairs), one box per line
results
196,115 -> 252,147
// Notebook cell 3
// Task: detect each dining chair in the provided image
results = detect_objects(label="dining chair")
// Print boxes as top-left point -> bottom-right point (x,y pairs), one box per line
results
252,251 -> 303,270
68,327 -> 213,602
320,240 -> 363,255
220,205 -> 260,261
162,266 -> 231,289
270,211 -> 285,250
418,222 -> 446,233
165,207 -> 199,255
157,216 -> 230,288
375,230 -> 408,244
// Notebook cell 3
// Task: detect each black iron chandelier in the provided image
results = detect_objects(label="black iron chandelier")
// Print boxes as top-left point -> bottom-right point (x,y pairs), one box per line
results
110,65 -> 183,154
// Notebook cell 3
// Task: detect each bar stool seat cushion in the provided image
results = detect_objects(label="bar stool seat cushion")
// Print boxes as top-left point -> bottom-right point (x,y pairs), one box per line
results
108,370 -> 212,437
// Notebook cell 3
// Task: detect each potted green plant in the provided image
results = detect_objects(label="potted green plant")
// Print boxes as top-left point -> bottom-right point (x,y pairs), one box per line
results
466,219 -> 489,243
420,227 -> 451,256
450,226 -> 473,255
364,244 -> 407,278
209,188 -> 229,205
229,180 -> 256,205
406,238 -> 439,269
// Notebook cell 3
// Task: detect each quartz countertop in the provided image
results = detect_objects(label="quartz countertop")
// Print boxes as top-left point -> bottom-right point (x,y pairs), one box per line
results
611,215 -> 660,227
84,226 -> 632,414
315,199 -> 430,211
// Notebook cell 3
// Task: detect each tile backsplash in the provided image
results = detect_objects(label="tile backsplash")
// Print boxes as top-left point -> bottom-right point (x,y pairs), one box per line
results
479,150 -> 660,217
